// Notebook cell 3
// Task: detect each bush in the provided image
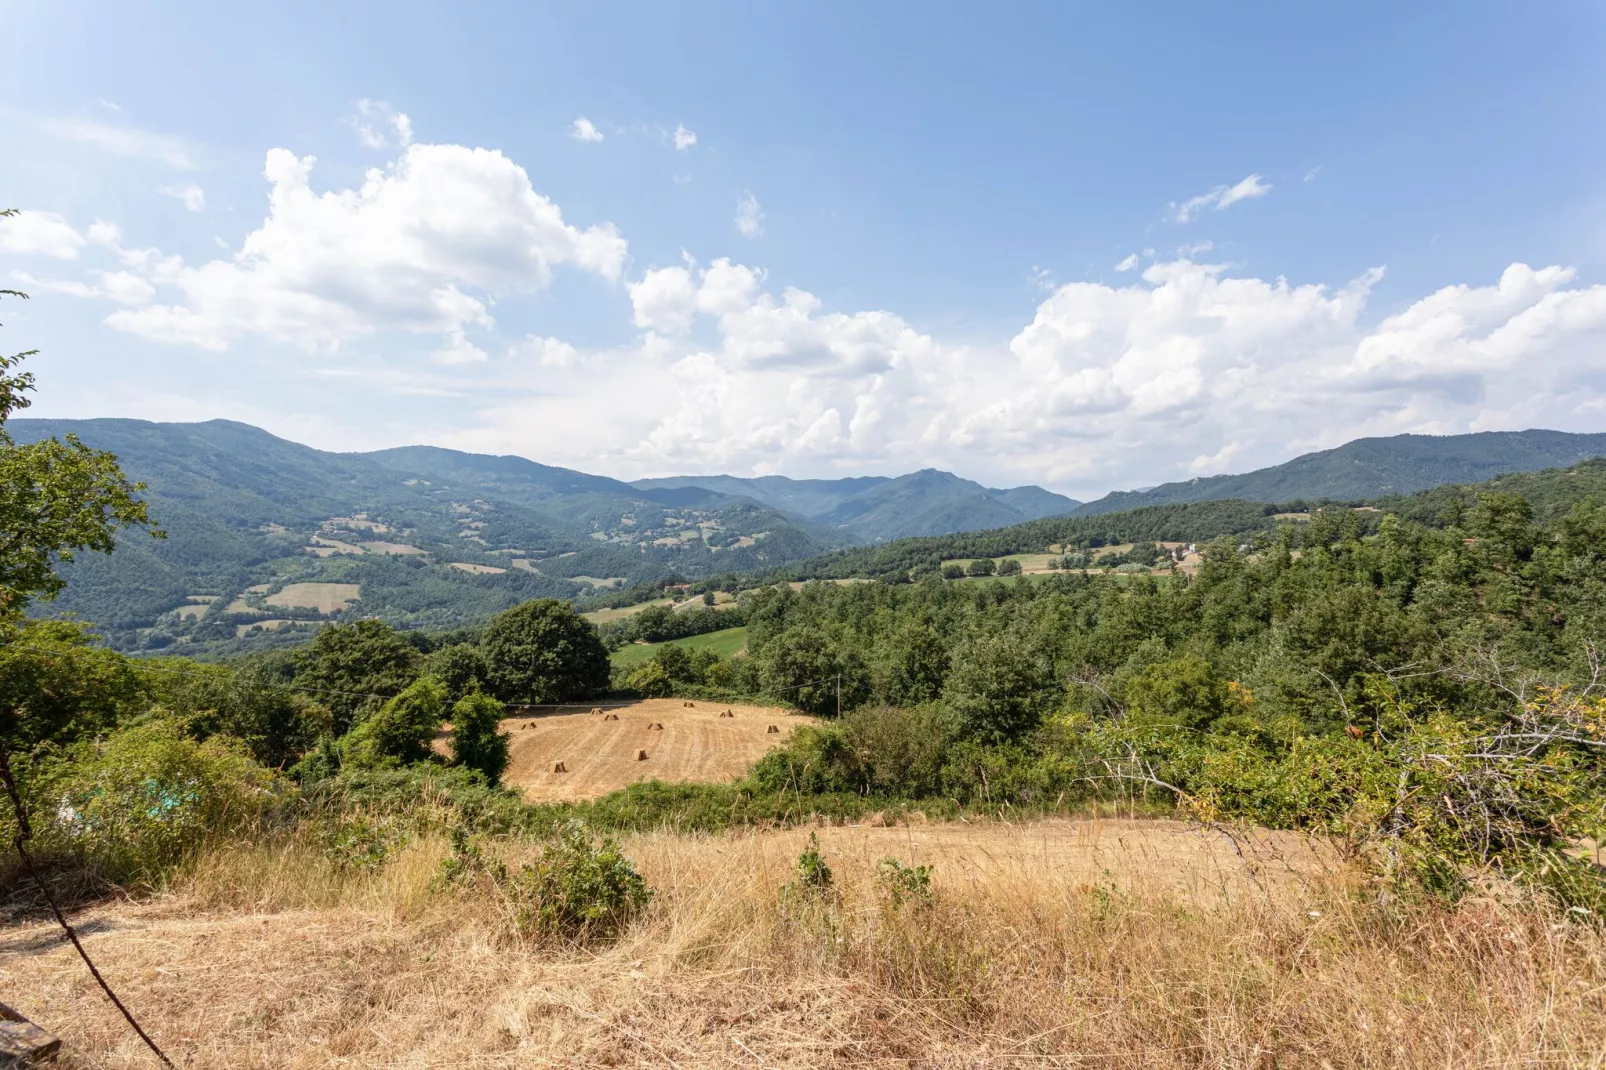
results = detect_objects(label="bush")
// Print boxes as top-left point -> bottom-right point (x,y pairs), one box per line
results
450,690 -> 509,785
26,718 -> 285,887
876,857 -> 934,908
786,831 -> 834,897
443,821 -> 652,943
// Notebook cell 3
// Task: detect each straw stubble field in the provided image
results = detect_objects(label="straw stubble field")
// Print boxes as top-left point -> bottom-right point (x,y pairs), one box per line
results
499,698 -> 812,802
5,816 -> 1605,1068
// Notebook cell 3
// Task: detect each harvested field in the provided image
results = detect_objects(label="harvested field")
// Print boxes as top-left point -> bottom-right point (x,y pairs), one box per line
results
7,818 -> 1604,1068
501,697 -> 809,802
582,598 -> 672,623
449,562 -> 507,574
266,582 -> 360,613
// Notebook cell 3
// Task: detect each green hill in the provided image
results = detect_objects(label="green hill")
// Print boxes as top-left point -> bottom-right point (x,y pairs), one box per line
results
1074,430 -> 1606,515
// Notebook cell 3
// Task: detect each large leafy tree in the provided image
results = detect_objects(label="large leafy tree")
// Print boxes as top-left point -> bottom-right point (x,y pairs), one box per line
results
292,618 -> 422,734
482,598 -> 610,704
0,223 -> 156,621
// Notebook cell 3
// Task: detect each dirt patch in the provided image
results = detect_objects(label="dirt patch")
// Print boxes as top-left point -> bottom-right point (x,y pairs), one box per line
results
501,698 -> 812,802
267,583 -> 361,614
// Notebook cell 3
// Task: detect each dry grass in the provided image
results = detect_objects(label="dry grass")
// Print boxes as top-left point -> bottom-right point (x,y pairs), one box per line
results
4,816 -> 1604,1068
266,582 -> 362,613
501,699 -> 812,802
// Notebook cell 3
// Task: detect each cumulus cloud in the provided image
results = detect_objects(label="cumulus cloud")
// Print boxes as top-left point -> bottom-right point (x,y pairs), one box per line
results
0,211 -> 85,259
39,117 -> 194,168
94,140 -> 626,353
28,126 -> 1606,497
570,117 -> 604,143
673,124 -> 697,150
735,191 -> 764,237
1171,174 -> 1272,223
161,184 -> 206,211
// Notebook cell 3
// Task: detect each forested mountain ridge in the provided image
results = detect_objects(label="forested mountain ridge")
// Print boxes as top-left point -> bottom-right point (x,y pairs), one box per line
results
1075,429 -> 1606,515
633,468 -> 1082,540
7,418 -> 838,651
753,458 -> 1606,584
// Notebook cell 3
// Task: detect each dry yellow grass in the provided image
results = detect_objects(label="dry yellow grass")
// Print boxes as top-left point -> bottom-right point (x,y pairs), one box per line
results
4,817 -> 1603,1068
450,562 -> 508,575
267,582 -> 361,613
501,699 -> 811,802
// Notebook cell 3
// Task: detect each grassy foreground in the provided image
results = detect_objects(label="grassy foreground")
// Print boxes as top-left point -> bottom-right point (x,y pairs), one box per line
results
6,815 -> 1605,1068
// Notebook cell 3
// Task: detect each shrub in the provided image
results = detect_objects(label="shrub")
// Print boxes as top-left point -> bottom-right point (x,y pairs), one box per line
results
443,821 -> 652,943
876,857 -> 934,908
787,831 -> 834,897
31,718 -> 285,887
450,690 -> 510,785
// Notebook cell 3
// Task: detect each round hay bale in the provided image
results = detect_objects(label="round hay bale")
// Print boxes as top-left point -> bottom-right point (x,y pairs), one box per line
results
635,749 -> 648,761
649,722 -> 664,731
553,761 -> 568,773
766,724 -> 779,734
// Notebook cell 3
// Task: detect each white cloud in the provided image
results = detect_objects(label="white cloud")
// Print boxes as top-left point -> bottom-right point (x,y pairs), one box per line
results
735,191 -> 764,238
349,99 -> 413,149
0,211 -> 85,259
474,250 -> 1606,496
11,268 -> 156,305
570,117 -> 604,143
1170,174 -> 1272,223
39,117 -> 193,169
161,184 -> 206,212
98,140 -> 627,353
1113,254 -> 1139,272
1304,166 -> 1322,182
431,329 -> 488,365
515,335 -> 582,368
673,124 -> 697,151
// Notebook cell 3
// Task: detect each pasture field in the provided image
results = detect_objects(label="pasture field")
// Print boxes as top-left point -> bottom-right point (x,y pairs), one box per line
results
500,695 -> 800,802
266,582 -> 361,613
582,598 -> 673,623
610,625 -> 749,668
8,816 -> 1602,1068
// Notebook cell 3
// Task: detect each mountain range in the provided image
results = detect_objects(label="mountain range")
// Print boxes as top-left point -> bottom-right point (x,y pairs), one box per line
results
9,418 -> 1606,652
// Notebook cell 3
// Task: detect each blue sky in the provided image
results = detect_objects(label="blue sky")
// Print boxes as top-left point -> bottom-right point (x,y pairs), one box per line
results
4,2 -> 1606,498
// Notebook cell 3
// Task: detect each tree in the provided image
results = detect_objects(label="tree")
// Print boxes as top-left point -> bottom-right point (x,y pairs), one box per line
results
967,558 -> 997,577
996,558 -> 1022,576
482,599 -> 611,704
943,630 -> 1052,742
941,563 -> 966,580
424,642 -> 490,704
449,690 -> 509,784
293,619 -> 422,734
0,250 -> 156,620
341,675 -> 447,768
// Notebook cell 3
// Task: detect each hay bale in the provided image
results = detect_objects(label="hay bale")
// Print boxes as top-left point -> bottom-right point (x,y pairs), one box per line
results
591,707 -> 602,715
636,749 -> 649,761
552,761 -> 567,773
719,709 -> 734,718
603,713 -> 619,721
766,724 -> 779,734
683,701 -> 695,708
649,722 -> 664,731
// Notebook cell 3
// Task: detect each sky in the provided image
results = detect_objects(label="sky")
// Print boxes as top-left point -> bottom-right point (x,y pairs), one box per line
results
4,2 -> 1606,499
